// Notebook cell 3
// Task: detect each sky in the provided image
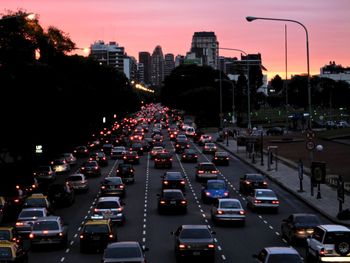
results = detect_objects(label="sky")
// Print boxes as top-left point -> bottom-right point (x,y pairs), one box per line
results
2,0 -> 350,80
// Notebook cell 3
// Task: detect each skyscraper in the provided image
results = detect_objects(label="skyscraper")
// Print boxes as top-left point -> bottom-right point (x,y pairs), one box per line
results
190,31 -> 219,69
164,53 -> 175,77
90,41 -> 125,71
139,52 -> 151,85
151,45 -> 165,87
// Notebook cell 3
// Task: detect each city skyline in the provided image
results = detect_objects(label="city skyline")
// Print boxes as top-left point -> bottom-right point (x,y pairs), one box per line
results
2,0 -> 350,80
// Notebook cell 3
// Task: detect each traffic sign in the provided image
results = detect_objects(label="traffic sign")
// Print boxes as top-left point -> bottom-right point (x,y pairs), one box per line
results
306,141 -> 315,151
306,130 -> 316,140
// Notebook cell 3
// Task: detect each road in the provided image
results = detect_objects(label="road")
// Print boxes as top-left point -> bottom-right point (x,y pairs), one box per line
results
24,130 -> 331,263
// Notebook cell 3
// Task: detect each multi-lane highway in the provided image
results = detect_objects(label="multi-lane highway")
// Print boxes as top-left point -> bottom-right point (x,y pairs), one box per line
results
25,128 -> 331,263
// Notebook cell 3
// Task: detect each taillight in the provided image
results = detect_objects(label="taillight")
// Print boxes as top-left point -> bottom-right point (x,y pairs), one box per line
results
239,210 -> 245,215
198,170 -> 204,174
180,200 -> 187,204
42,230 -> 49,234
224,192 -> 229,196
179,244 -> 186,249
117,207 -> 123,212
180,181 -> 185,185
80,235 -> 84,239
58,232 -> 63,237
245,181 -> 251,185
101,186 -> 106,189
14,199 -> 20,203
163,181 -> 168,185
109,234 -> 114,239
160,200 -> 166,204
29,233 -> 34,239
208,244 -> 215,249
205,192 -> 211,196
16,222 -> 24,226
217,210 -> 224,214
119,185 -> 124,189
272,200 -> 279,204
254,200 -> 262,203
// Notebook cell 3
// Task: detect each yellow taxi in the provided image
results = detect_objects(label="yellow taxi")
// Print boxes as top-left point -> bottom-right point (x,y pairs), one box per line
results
23,193 -> 51,211
79,216 -> 117,253
0,227 -> 21,245
0,240 -> 28,262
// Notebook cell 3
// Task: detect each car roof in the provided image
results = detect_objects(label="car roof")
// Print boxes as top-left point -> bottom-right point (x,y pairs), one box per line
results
0,226 -> 14,231
27,193 -> 46,199
264,246 -> 300,254
20,207 -> 46,212
35,215 -> 60,222
107,241 -> 141,248
254,188 -> 273,193
219,198 -> 240,203
163,189 -> 183,193
182,225 -> 210,230
319,224 -> 350,232
98,196 -> 121,202
0,240 -> 16,248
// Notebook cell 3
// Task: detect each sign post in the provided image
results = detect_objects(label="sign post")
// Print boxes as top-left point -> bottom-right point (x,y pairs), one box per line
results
298,159 -> 304,192
311,161 -> 326,199
337,175 -> 345,213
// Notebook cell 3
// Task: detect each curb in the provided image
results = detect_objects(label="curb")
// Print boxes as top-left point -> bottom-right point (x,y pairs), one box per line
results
216,142 -> 350,227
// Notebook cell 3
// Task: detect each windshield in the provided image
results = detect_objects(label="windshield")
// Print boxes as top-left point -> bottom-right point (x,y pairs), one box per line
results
0,247 -> 12,259
84,224 -> 109,233
33,221 -> 59,231
220,201 -> 241,209
207,182 -> 225,189
0,231 -> 10,240
179,229 -> 211,239
104,246 -> 142,259
256,191 -> 276,198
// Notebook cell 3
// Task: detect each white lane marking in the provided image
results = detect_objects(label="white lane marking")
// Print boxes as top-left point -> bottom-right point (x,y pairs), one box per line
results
269,225 -> 274,230
258,215 -> 263,219
65,248 -> 70,253
143,237 -> 146,242
222,255 -> 226,260
143,230 -> 146,235
263,220 -> 268,224
143,224 -> 146,228
218,246 -> 222,251
282,238 -> 288,243
78,227 -> 81,231
275,232 -> 280,236
70,241 -> 74,245
74,234 -> 78,238
60,258 -> 65,262
214,238 -> 218,242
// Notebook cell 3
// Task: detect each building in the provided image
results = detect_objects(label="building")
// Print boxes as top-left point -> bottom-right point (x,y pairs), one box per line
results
320,61 -> 350,84
123,56 -> 137,80
90,41 -> 125,71
164,53 -> 175,77
150,45 -> 165,87
137,63 -> 144,83
190,31 -> 219,69
175,55 -> 185,67
139,52 -> 151,85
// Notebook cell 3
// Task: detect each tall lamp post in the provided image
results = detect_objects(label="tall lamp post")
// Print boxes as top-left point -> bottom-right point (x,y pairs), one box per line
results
246,16 -> 312,129
216,47 -> 251,129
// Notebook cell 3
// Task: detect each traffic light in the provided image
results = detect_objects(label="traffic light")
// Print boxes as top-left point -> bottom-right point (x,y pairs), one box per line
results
311,161 -> 326,184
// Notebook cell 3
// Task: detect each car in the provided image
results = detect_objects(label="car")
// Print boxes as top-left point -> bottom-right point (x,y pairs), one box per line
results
212,151 -> 230,166
185,127 -> 196,137
281,213 -> 321,244
202,142 -> 217,154
154,152 -> 173,168
32,166 -> 57,182
102,143 -> 113,155
129,142 -> 144,156
337,120 -> 350,128
306,224 -> 350,262
22,193 -> 52,211
100,177 -> 125,197
266,126 -> 284,136
174,141 -> 190,153
16,207 -> 49,237
171,224 -> 216,261
102,241 -> 148,263
253,246 -> 303,263
79,218 -> 117,253
89,152 -> 108,167
181,149 -> 198,163
47,183 -> 75,207
115,163 -> 135,184
247,189 -> 279,213
211,198 -> 245,225
150,146 -> 165,159
60,152 -> 77,166
29,216 -> 68,248
65,174 -> 89,192
161,171 -> 186,191
239,173 -> 268,194
0,197 -> 7,223
123,151 -> 140,164
198,134 -> 212,146
110,146 -> 126,159
73,145 -> 89,157
93,197 -> 125,225
201,179 -> 229,203
0,226 -> 22,245
195,162 -> 219,181
0,240 -> 28,262
157,189 -> 187,214
50,158 -> 71,173
80,160 -> 101,177
175,134 -> 188,143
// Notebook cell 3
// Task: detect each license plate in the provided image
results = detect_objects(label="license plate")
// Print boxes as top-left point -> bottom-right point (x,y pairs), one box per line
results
193,252 -> 200,256
92,236 -> 100,241
170,201 -> 176,205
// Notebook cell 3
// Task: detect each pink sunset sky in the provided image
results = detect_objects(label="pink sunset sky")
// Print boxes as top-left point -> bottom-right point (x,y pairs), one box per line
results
2,0 -> 350,80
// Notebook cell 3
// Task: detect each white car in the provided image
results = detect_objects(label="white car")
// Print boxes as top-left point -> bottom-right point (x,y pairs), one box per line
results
51,158 -> 71,173
211,198 -> 245,225
253,246 -> 303,263
247,189 -> 279,213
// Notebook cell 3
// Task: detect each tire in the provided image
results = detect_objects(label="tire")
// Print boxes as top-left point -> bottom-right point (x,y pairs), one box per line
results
335,241 -> 350,256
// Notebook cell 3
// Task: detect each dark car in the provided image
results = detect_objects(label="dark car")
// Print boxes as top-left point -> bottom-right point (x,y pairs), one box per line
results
175,141 -> 190,153
239,173 -> 268,194
0,240 -> 28,262
161,171 -> 186,191
116,164 -> 135,184
102,241 -> 148,263
89,152 -> 108,167
80,161 -> 101,177
129,142 -> 144,156
171,224 -> 216,261
201,179 -> 229,203
123,151 -> 140,164
32,166 -> 57,182
195,162 -> 219,182
102,143 -> 113,156
100,177 -> 125,197
212,151 -> 230,166
47,183 -> 75,207
73,145 -> 89,157
266,126 -> 284,136
181,149 -> 198,163
157,189 -> 187,214
79,218 -> 117,253
281,213 -> 321,244
154,152 -> 173,168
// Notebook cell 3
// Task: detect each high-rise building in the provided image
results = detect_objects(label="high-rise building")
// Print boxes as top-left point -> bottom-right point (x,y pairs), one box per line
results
123,56 -> 137,80
137,63 -> 145,83
190,31 -> 219,69
151,45 -> 165,87
320,61 -> 350,84
175,55 -> 185,67
164,53 -> 175,77
90,41 -> 125,71
139,52 -> 151,85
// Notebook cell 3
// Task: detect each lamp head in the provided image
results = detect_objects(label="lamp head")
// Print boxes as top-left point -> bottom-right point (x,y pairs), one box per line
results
246,16 -> 257,22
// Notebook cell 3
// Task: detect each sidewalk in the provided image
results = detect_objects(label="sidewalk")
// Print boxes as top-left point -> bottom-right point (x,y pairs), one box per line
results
210,134 -> 350,226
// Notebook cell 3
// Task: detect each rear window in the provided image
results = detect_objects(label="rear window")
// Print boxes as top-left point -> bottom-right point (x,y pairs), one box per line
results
97,201 -> 120,209
163,192 -> 183,199
19,210 -> 44,218
207,182 -> 225,189
246,174 -> 264,181
33,221 -> 59,231
256,191 -> 276,198
0,230 -> 10,240
84,224 -> 109,233
199,164 -> 215,170
0,247 -> 12,259
104,246 -> 142,258
220,201 -> 241,209
67,175 -> 83,182
179,228 -> 211,239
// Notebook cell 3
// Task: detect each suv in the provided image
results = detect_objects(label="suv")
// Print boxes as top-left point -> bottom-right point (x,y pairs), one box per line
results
154,152 -> 173,168
79,218 -> 117,252
94,197 -> 125,225
306,224 -> 350,262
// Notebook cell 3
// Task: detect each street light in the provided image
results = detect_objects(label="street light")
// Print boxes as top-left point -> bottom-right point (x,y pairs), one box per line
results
216,47 -> 251,129
246,16 -> 312,129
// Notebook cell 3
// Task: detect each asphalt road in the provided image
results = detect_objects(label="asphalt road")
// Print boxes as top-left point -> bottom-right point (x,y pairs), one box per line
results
21,129 -> 332,263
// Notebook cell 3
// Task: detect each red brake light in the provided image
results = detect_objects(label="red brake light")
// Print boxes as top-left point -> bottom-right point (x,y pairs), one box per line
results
29,233 -> 34,239
272,200 -> 279,204
198,170 -> 204,174
180,181 -> 185,185
239,210 -> 245,215
179,244 -> 186,249
208,244 -> 215,249
180,200 -> 187,204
